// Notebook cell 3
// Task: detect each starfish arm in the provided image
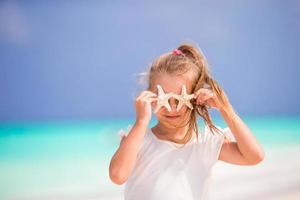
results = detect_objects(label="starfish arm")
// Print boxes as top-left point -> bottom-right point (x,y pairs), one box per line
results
176,101 -> 184,112
182,85 -> 194,98
155,85 -> 196,112
188,94 -> 195,99
182,85 -> 187,94
165,102 -> 172,112
172,94 -> 180,99
185,101 -> 194,109
157,85 -> 164,95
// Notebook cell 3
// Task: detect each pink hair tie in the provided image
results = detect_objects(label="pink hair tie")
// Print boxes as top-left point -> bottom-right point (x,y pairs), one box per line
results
172,49 -> 183,55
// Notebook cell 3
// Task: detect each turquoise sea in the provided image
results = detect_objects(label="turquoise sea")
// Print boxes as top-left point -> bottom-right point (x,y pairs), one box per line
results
0,115 -> 299,199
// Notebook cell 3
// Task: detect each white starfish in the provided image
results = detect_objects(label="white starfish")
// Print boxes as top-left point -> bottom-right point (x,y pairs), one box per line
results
154,84 -> 194,113
173,85 -> 194,112
154,85 -> 173,113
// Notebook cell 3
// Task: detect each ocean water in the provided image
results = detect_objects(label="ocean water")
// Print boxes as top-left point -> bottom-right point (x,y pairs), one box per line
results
0,115 -> 299,199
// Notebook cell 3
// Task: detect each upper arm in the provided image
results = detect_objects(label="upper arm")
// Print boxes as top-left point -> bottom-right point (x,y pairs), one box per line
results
218,137 -> 254,166
119,135 -> 126,146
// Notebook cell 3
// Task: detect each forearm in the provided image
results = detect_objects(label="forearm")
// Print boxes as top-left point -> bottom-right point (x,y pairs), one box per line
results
109,120 -> 148,184
220,106 -> 265,164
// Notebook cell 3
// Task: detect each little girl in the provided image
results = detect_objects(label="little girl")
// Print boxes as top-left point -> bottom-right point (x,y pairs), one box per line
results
109,43 -> 265,200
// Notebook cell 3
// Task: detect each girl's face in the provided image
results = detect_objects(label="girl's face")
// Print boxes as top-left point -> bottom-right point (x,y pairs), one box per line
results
150,73 -> 194,127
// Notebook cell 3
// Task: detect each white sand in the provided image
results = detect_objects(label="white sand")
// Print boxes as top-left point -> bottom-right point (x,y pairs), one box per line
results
8,145 -> 300,200
210,145 -> 300,200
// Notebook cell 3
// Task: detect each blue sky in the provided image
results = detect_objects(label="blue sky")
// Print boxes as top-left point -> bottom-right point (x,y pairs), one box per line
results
0,0 -> 299,122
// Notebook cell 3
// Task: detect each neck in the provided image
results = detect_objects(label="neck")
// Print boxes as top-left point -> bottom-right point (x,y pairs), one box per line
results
153,121 -> 190,141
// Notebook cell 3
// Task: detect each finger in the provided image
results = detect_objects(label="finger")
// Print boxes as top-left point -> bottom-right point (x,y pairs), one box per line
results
142,94 -> 157,101
196,90 -> 208,102
202,93 -> 214,102
137,91 -> 157,100
199,89 -> 213,99
141,96 -> 157,103
197,99 -> 205,105
194,89 -> 204,98
145,98 -> 157,104
197,92 -> 213,104
143,90 -> 157,96
144,92 -> 157,97
202,89 -> 211,96
194,88 -> 211,98
145,97 -> 157,102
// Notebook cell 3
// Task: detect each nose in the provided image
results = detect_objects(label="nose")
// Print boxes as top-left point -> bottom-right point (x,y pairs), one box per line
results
168,97 -> 178,112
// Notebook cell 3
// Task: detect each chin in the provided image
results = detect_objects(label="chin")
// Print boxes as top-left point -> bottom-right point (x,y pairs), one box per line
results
160,116 -> 183,126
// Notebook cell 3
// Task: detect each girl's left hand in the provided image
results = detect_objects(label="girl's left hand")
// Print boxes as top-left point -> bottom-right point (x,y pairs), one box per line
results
193,88 -> 222,111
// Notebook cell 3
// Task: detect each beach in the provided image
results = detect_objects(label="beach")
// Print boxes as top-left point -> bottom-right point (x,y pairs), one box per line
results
1,118 -> 300,200
211,145 -> 300,200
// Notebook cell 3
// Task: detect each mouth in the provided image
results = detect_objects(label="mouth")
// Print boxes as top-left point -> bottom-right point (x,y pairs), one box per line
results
165,115 -> 181,119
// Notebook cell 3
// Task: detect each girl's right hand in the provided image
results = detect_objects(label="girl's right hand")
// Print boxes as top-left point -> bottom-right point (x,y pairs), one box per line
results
135,91 -> 157,124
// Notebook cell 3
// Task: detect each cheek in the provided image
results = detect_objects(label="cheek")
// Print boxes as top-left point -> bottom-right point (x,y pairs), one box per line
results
154,108 -> 167,119
177,106 -> 189,113
179,107 -> 193,119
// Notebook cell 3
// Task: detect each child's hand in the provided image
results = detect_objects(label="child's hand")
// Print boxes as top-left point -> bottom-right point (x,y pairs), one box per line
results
135,91 -> 157,124
193,88 -> 222,111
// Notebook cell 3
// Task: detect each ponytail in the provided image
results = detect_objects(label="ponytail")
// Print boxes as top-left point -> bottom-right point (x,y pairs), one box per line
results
178,43 -> 235,140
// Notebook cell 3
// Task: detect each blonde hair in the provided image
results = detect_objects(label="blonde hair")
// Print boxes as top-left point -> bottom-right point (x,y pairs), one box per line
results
141,42 -> 235,147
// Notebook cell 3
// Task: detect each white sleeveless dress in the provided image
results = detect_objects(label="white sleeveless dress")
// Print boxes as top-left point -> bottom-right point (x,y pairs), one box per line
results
117,125 -> 235,200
